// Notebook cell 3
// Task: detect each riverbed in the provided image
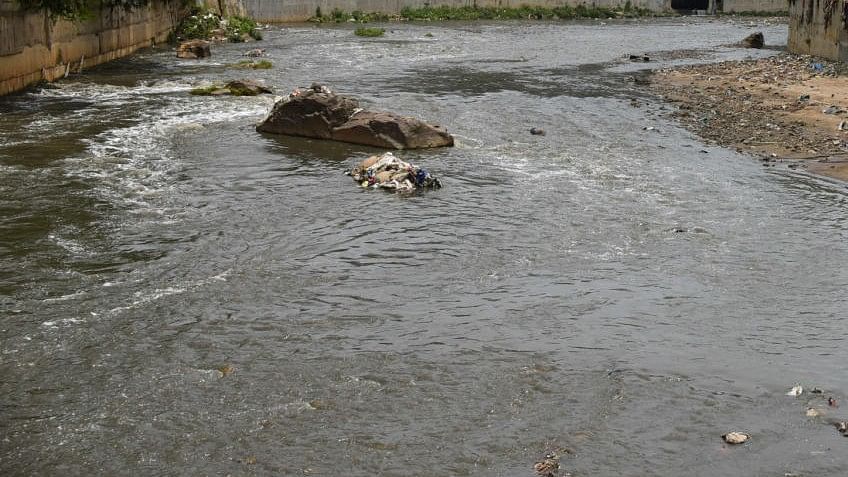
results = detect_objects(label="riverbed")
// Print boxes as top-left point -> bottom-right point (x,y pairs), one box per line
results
2,16 -> 847,476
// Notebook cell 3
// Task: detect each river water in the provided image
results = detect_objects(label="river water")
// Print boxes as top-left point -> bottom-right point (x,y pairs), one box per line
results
2,16 -> 847,476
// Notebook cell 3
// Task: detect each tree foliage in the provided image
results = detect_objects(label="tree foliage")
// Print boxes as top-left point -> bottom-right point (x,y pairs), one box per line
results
18,0 -> 150,21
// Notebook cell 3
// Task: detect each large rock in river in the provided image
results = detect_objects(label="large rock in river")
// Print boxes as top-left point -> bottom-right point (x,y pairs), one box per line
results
333,111 -> 454,149
256,89 -> 360,139
256,87 -> 454,149
225,79 -> 272,96
177,40 -> 211,59
741,32 -> 764,49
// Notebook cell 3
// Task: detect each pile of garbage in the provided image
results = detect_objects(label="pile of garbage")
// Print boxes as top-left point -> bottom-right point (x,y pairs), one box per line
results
346,152 -> 441,192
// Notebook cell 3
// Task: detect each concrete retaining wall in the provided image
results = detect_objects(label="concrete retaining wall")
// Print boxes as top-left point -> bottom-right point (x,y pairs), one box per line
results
242,0 -> 671,23
196,0 -> 247,16
788,0 -> 847,61
721,0 -> 787,13
0,0 -> 186,95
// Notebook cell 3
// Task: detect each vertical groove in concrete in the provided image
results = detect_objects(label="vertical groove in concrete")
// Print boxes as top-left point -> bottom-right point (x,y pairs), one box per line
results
788,0 -> 847,61
0,0 -> 186,95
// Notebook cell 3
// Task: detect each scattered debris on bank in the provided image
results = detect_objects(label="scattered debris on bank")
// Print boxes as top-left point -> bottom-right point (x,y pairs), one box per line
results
173,8 -> 264,59
346,152 -> 441,191
651,53 -> 848,182
257,84 -> 454,149
174,8 -> 263,43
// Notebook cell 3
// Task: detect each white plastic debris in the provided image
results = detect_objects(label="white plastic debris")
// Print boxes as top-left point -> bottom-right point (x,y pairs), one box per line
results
786,384 -> 803,397
346,152 -> 441,192
722,432 -> 751,444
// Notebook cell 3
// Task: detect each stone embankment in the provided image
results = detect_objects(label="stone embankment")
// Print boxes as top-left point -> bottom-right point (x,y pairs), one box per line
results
0,0 -> 185,95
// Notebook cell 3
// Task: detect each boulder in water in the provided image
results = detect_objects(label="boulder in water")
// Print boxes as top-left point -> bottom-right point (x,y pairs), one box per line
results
257,85 -> 454,149
177,40 -> 211,59
332,111 -> 454,149
256,86 -> 360,139
190,79 -> 272,96
225,79 -> 272,96
741,32 -> 764,49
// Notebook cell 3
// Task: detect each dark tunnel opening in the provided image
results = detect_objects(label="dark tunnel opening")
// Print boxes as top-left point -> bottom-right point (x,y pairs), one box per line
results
671,0 -> 710,10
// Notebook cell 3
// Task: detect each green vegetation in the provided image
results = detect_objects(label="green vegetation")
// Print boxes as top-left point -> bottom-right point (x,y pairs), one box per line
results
310,7 -> 393,23
354,27 -> 386,37
231,59 -> 273,69
718,10 -> 789,16
177,9 -> 221,40
227,83 -> 257,96
398,4 -> 654,21
309,4 -> 657,24
227,15 -> 262,42
175,8 -> 262,42
189,84 -> 222,95
18,0 -> 148,21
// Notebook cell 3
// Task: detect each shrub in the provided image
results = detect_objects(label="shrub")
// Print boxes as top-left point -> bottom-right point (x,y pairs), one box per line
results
231,59 -> 273,69
355,27 -> 385,37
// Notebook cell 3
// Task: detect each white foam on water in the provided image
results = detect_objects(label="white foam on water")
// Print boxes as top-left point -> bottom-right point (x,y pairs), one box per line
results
41,290 -> 88,303
56,83 -> 269,223
41,317 -> 86,328
108,286 -> 187,314
31,79 -> 194,103
105,268 -> 232,315
47,233 -> 90,256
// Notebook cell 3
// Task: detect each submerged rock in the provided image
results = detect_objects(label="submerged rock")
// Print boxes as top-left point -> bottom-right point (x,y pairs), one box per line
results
190,79 -> 272,96
244,48 -> 265,57
225,79 -> 272,96
741,32 -> 764,49
177,40 -> 211,59
257,86 -> 454,149
533,454 -> 559,477
346,152 -> 441,191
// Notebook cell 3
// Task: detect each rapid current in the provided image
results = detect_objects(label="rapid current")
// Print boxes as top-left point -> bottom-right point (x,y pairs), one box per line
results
2,16 -> 847,476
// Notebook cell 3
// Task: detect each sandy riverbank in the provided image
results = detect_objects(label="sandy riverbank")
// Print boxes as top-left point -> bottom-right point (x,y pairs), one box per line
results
651,54 -> 848,181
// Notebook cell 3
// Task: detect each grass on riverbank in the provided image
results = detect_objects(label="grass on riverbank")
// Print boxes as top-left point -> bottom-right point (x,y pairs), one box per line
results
718,10 -> 789,16
400,4 -> 655,21
231,59 -> 273,69
189,84 -> 222,95
354,27 -> 385,37
309,3 -> 657,23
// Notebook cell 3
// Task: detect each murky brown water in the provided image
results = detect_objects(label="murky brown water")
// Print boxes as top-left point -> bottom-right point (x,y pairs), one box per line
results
3,16 -> 848,476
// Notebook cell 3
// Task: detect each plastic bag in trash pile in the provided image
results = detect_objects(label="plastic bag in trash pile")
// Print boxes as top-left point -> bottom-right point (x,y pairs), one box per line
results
346,152 -> 442,191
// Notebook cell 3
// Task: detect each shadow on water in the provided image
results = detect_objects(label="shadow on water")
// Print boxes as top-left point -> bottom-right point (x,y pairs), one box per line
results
390,62 -> 658,99
258,132 -> 393,163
